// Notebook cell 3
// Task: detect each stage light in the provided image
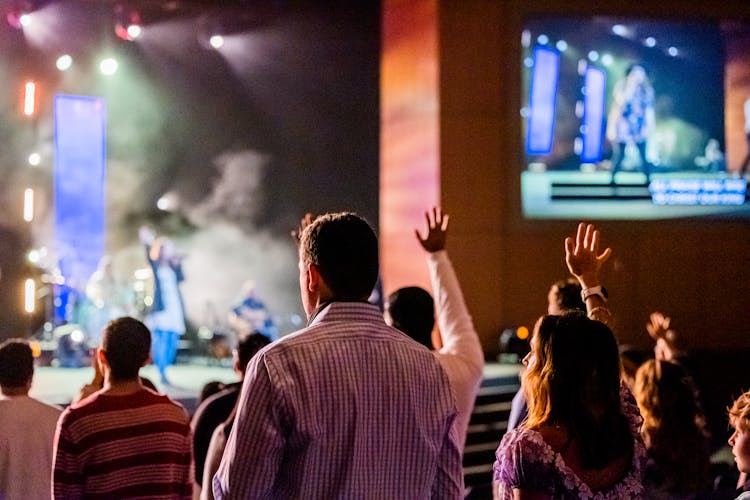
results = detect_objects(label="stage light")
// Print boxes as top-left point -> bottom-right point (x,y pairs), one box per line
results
668,46 -> 678,57
523,57 -> 533,68
29,341 -> 41,357
23,188 -> 34,221
587,50 -> 599,62
56,54 -> 72,71
99,57 -> 118,75
157,197 -> 170,210
28,152 -> 41,166
19,13 -> 31,27
612,24 -> 627,36
209,34 -> 225,49
24,279 -> 35,313
537,34 -> 549,45
127,24 -> 142,39
555,40 -> 568,52
517,326 -> 529,340
28,249 -> 40,263
645,37 -> 657,47
23,81 -> 36,116
114,5 -> 142,41
601,54 -> 614,66
521,30 -> 531,48
577,59 -> 587,75
70,328 -> 85,343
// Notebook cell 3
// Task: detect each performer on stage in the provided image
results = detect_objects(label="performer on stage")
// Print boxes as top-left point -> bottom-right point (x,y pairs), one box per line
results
228,281 -> 278,341
83,256 -> 129,343
607,64 -> 656,184
139,227 -> 186,384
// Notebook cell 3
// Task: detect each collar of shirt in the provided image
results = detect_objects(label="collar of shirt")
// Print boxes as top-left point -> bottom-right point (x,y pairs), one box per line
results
308,299 -> 378,327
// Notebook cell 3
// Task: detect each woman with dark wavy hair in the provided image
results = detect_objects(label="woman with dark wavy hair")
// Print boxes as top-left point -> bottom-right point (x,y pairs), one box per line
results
494,223 -> 646,499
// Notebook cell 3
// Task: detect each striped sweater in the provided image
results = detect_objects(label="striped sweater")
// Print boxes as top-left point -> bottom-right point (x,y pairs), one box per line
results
53,388 -> 193,499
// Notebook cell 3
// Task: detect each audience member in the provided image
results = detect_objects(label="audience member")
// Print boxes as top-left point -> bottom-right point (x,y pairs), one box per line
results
214,212 -> 462,499
385,207 -> 484,455
634,359 -> 711,498
198,381 -> 226,404
0,339 -> 62,500
53,317 -> 192,498
729,391 -> 750,500
506,277 -> 586,433
191,332 -> 270,492
494,223 -> 646,498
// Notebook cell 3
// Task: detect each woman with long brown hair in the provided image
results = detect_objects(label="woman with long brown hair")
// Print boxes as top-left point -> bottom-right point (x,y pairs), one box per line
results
494,223 -> 646,499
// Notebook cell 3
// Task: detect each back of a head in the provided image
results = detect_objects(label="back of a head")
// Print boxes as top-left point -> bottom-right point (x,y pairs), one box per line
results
553,278 -> 585,313
102,317 -> 152,381
524,311 -> 630,469
730,390 -> 750,431
386,287 -> 435,349
236,331 -> 272,372
299,212 -> 379,299
634,360 -> 707,441
0,339 -> 34,389
634,359 -> 710,493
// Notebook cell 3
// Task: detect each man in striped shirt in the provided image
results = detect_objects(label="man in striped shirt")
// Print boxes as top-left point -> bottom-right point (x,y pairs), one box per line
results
53,317 -> 193,499
214,212 -> 462,499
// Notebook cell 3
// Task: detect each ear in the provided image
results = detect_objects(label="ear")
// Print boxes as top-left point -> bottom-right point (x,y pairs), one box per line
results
306,262 -> 322,293
97,347 -> 106,364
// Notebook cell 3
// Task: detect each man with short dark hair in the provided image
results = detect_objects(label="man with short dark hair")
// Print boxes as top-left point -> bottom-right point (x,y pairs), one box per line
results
0,339 -> 62,499
53,317 -> 193,498
191,332 -> 271,493
215,212 -> 461,499
385,208 -> 484,455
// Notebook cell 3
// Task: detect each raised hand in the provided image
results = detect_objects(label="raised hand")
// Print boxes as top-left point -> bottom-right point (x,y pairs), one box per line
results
564,222 -> 612,287
646,311 -> 671,341
416,207 -> 449,253
647,311 -> 680,362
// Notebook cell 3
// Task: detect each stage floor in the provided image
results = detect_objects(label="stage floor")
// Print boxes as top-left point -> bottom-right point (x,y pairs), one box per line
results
30,361 -> 238,412
30,360 -> 520,414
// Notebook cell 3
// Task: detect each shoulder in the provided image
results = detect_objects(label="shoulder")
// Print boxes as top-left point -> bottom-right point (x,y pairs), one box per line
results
496,427 -> 557,467
494,428 -> 559,492
192,386 -> 240,424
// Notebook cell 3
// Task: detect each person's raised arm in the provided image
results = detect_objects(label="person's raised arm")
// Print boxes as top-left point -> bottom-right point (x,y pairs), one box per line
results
417,207 -> 483,368
646,311 -> 686,363
564,222 -> 612,324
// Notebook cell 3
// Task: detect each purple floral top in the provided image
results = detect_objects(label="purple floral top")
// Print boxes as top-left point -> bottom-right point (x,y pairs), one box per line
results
494,384 -> 647,499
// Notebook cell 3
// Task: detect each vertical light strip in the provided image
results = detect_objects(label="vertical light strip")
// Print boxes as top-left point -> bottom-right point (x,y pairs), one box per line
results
54,95 -> 106,322
23,188 -> 34,221
24,81 -> 36,116
24,279 -> 35,313
526,47 -> 560,155
380,0 -> 439,295
581,67 -> 606,162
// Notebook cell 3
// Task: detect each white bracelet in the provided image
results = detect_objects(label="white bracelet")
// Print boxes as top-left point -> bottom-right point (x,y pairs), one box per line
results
581,285 -> 608,303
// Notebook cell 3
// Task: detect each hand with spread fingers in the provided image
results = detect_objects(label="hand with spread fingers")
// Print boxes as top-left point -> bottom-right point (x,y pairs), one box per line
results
564,222 -> 612,289
416,207 -> 449,253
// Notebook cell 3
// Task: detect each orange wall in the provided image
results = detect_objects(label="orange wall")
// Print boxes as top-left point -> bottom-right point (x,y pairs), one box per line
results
380,0 -> 440,296
437,0 -> 750,355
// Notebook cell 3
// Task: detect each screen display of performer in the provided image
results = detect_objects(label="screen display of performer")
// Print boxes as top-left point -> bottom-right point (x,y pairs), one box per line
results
520,17 -> 750,219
